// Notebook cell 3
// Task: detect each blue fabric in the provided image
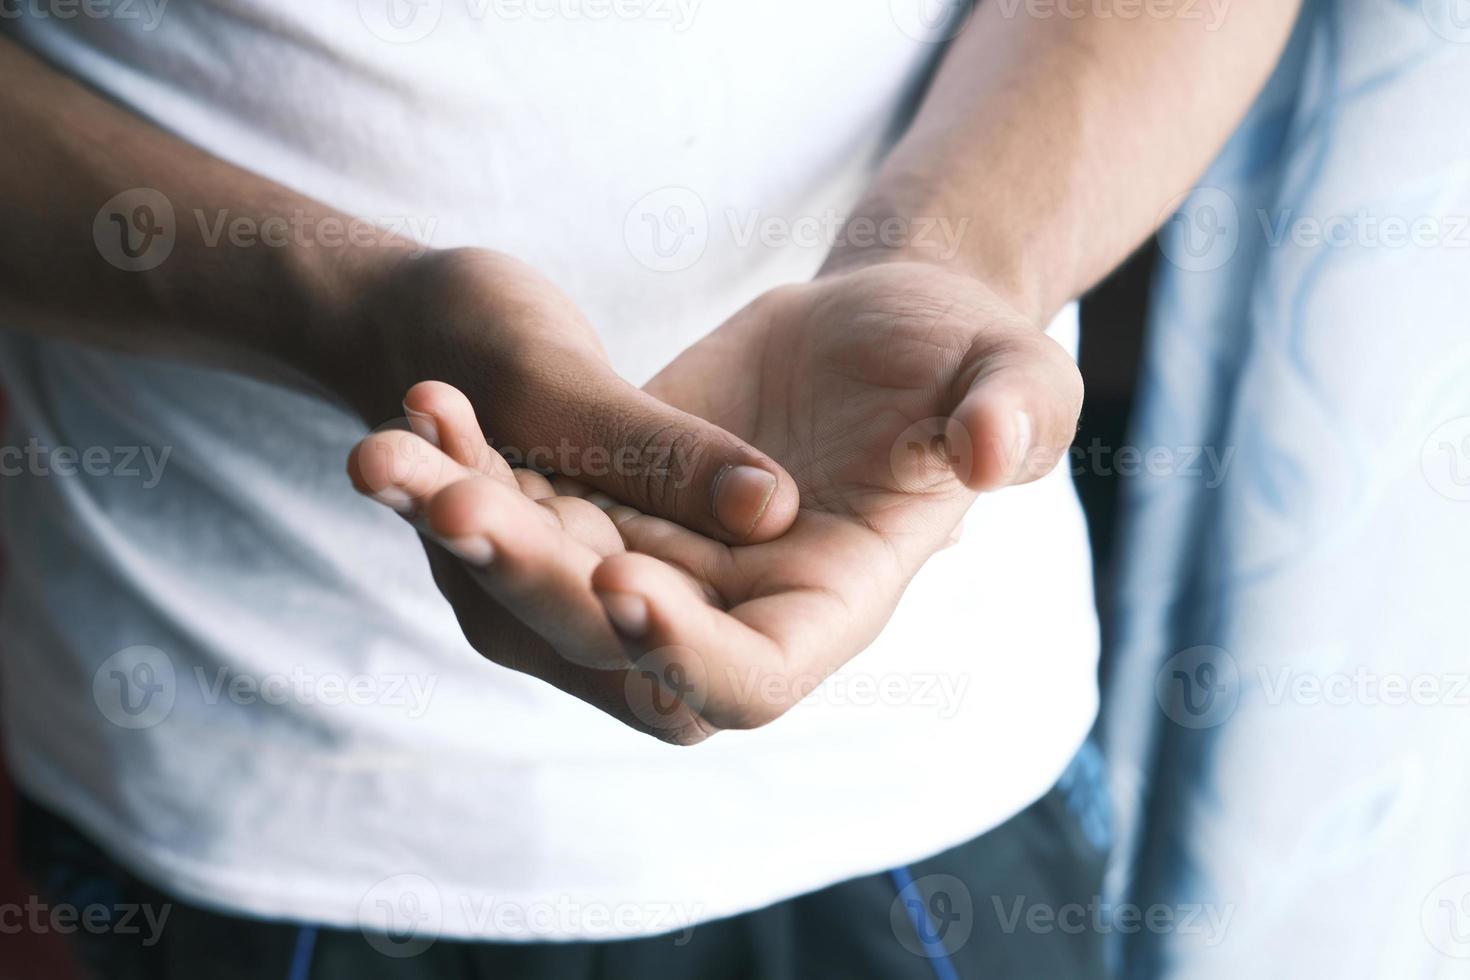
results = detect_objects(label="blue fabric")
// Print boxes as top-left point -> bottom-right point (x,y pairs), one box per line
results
1057,739 -> 1113,854
287,925 -> 318,980
889,866 -> 964,980
1102,1 -> 1470,976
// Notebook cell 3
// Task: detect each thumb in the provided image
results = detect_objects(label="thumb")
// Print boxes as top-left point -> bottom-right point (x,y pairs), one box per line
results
495,368 -> 799,544
948,329 -> 1083,492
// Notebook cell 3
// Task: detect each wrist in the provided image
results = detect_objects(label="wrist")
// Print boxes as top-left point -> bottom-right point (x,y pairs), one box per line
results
306,245 -> 591,430
294,239 -> 430,426
818,183 -> 1058,327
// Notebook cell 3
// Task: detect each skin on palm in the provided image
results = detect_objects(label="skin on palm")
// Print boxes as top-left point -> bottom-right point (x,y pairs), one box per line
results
349,404 -> 719,745
597,263 -> 1081,727
350,262 -> 1082,742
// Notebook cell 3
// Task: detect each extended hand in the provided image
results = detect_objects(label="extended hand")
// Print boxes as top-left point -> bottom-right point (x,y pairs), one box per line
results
597,261 -> 1082,723
346,248 -> 799,543
351,261 -> 1082,742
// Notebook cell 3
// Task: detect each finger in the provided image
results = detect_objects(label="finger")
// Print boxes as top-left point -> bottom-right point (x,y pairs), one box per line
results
604,508 -> 737,605
515,469 -> 557,500
429,558 -> 715,746
550,474 -> 595,498
491,370 -> 799,545
950,329 -> 1083,491
601,504 -> 733,610
348,429 -> 470,515
352,431 -> 633,571
425,476 -> 628,669
592,553 -> 853,731
537,496 -> 626,557
402,380 -> 513,481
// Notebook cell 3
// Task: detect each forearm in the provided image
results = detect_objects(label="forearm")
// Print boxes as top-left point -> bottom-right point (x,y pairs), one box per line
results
828,1 -> 1302,322
0,37 -> 409,405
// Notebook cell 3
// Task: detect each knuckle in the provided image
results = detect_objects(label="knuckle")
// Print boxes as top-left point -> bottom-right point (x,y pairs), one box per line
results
619,420 -> 707,513
404,379 -> 458,412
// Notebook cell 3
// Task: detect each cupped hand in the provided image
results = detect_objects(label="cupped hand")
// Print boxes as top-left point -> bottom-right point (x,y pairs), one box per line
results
344,247 -> 799,543
592,261 -> 1082,727
349,380 -> 719,744
351,261 -> 1082,742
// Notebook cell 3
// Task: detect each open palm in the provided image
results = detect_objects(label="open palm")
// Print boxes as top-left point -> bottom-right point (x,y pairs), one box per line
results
351,262 -> 1081,742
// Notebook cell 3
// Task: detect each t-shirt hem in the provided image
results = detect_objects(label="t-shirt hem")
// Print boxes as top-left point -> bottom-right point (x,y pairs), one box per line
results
5,708 -> 1093,943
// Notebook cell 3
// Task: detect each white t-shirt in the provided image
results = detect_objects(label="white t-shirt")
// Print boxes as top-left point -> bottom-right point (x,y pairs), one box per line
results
0,2 -> 1098,942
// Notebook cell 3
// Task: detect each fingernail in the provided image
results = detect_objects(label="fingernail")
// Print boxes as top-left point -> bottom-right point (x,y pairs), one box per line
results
1009,410 -> 1033,480
711,465 -> 777,538
404,405 -> 440,448
586,492 -> 618,511
372,487 -> 416,515
596,591 -> 648,639
445,535 -> 494,568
